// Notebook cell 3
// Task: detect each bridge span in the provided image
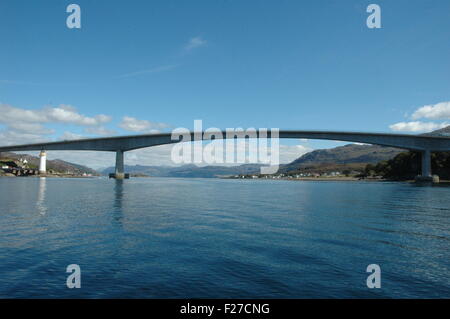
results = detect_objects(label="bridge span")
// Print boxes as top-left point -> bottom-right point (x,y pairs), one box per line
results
0,130 -> 449,181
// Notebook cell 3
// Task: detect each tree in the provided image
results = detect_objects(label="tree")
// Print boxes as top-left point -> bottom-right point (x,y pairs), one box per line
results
366,151 -> 450,180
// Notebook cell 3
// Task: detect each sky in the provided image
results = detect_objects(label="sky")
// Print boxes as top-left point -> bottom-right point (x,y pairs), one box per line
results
1,0 -> 450,169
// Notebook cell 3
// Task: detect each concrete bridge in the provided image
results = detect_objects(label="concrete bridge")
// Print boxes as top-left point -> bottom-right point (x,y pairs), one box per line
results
1,130 -> 449,181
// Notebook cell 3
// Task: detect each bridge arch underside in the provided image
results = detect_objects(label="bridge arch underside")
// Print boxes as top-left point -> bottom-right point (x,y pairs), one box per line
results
1,131 -> 449,180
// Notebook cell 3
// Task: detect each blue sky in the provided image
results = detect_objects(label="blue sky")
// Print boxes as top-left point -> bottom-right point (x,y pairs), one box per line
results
1,0 -> 450,167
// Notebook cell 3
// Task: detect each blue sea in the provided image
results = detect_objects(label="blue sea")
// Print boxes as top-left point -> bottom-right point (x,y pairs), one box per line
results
0,177 -> 449,298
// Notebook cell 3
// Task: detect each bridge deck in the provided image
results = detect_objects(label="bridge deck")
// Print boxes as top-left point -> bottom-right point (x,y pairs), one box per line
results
0,130 -> 449,152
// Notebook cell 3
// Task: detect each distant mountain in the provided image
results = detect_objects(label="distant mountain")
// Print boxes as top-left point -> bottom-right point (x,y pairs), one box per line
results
101,164 -> 262,178
280,144 -> 403,174
367,126 -> 450,180
0,152 -> 99,175
100,144 -> 403,177
279,126 -> 450,175
422,125 -> 450,137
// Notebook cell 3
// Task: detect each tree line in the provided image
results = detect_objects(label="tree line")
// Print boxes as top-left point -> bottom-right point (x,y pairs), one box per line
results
363,151 -> 450,180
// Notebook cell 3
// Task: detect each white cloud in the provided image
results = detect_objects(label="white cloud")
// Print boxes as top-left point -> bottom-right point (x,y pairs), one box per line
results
411,101 -> 450,120
0,130 -> 50,146
389,101 -> 450,133
119,116 -> 170,133
45,140 -> 312,170
7,122 -> 54,135
279,144 -> 312,163
60,131 -> 84,140
126,144 -> 177,166
46,105 -> 111,126
0,103 -> 114,146
0,104 -> 111,126
125,141 -> 312,167
389,121 -> 449,133
0,104 -> 47,123
85,126 -> 116,136
184,36 -> 207,51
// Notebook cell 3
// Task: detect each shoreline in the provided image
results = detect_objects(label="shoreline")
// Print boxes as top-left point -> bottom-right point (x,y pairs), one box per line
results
0,174 -> 98,179
2,174 -> 449,183
223,176 -> 450,183
226,177 -> 376,182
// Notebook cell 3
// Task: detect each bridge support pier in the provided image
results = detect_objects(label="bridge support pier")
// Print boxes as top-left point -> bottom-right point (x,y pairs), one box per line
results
416,149 -> 439,183
110,150 -> 129,179
39,150 -> 47,175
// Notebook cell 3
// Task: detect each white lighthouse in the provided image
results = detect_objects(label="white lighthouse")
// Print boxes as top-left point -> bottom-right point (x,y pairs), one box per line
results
39,150 -> 47,175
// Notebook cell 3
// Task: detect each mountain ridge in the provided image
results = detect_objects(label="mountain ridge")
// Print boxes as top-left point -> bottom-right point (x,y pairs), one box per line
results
0,151 -> 99,175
